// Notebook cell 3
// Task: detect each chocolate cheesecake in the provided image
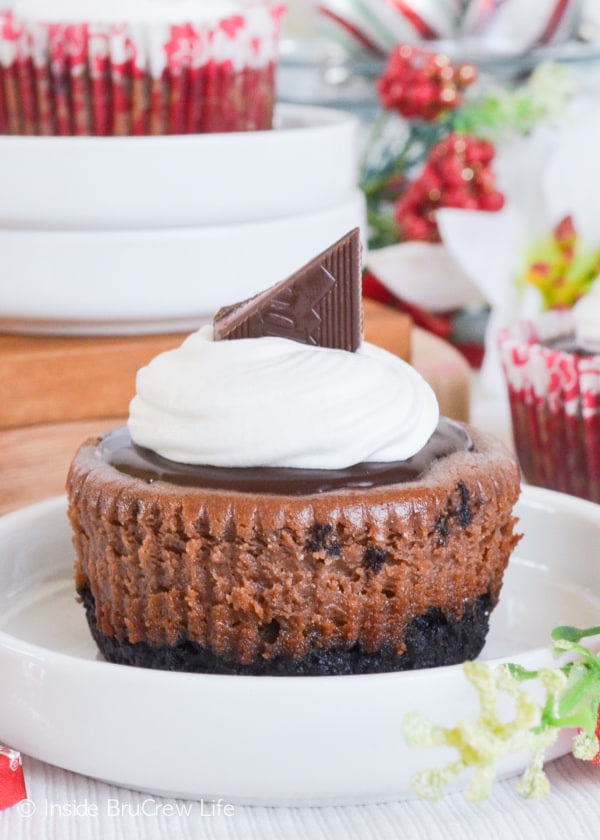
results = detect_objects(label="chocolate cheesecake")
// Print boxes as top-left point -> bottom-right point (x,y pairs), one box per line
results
68,417 -> 520,675
67,230 -> 521,675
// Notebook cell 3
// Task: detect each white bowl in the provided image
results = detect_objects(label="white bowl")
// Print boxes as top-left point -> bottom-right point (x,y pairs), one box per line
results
0,104 -> 360,230
0,190 -> 367,335
0,486 -> 599,805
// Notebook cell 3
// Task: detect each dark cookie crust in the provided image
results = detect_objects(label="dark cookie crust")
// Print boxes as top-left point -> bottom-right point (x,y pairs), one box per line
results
79,584 -> 494,676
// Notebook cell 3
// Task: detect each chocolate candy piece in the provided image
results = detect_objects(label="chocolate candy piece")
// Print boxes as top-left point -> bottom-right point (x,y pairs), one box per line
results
213,228 -> 362,351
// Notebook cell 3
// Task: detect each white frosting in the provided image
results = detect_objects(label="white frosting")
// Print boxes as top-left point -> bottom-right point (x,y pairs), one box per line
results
13,0 -> 263,24
572,278 -> 600,353
127,326 -> 440,469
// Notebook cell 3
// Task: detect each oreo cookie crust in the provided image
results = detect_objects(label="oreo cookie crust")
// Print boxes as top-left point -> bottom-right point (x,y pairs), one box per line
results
78,584 -> 494,675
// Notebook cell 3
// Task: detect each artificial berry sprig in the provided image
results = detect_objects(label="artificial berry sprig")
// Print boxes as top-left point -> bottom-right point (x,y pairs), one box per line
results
394,133 -> 505,243
404,625 -> 600,802
377,44 -> 477,122
361,51 -> 572,250
362,45 -> 501,248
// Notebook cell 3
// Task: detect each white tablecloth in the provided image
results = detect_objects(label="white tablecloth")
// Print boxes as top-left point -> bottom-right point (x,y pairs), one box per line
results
3,752 -> 599,840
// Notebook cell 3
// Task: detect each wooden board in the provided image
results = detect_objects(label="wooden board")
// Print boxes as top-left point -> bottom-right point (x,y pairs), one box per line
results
0,325 -> 471,516
0,299 -> 412,430
0,418 -> 122,516
0,331 -> 189,429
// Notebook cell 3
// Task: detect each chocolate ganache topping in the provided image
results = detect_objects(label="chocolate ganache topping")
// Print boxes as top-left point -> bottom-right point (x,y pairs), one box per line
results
103,418 -> 472,495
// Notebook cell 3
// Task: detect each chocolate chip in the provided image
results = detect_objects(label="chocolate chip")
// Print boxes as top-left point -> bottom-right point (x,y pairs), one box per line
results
434,515 -> 450,546
455,480 -> 474,528
306,523 -> 341,556
434,481 -> 475,545
363,546 -> 387,574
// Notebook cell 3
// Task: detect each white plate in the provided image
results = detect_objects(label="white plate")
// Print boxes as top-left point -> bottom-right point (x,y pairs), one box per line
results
0,485 -> 599,805
0,190 -> 366,336
0,104 -> 360,230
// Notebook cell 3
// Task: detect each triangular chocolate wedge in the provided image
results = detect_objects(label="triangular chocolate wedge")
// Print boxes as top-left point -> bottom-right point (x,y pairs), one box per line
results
213,228 -> 363,351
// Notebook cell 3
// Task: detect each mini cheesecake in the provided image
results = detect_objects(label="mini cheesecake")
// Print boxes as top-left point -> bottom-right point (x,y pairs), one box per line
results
67,229 -> 521,675
67,418 -> 521,675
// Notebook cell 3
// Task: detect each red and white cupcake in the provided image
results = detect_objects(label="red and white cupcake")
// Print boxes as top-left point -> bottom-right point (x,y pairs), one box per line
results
497,285 -> 600,504
0,0 -> 285,135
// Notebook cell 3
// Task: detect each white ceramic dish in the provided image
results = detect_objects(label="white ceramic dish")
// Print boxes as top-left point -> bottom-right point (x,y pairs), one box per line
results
0,486 -> 598,806
0,104 -> 360,230
0,190 -> 366,336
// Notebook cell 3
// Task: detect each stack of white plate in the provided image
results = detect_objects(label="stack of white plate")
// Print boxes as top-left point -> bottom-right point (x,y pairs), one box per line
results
0,104 -> 366,335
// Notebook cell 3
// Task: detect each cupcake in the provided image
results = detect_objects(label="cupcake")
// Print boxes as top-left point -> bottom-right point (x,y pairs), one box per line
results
67,229 -> 522,675
497,285 -> 600,503
0,0 -> 285,135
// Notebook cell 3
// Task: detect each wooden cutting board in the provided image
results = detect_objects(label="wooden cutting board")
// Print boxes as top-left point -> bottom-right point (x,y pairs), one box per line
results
0,331 -> 188,429
0,418 -> 122,516
0,322 -> 471,516
0,299 -> 413,430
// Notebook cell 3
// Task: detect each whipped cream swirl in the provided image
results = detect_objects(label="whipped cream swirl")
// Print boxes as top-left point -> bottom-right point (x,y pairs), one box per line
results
572,278 -> 600,354
128,326 -> 440,470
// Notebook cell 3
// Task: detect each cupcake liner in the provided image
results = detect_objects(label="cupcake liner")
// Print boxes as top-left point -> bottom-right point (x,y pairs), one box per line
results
498,309 -> 600,503
0,3 -> 285,135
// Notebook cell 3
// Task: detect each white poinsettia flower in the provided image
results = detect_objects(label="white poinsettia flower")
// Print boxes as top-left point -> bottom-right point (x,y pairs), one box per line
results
437,106 -> 600,391
366,240 -> 486,314
363,123 -> 560,319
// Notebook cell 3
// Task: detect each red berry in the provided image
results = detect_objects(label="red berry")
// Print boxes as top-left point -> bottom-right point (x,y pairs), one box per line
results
377,45 -> 477,122
442,186 -> 470,207
437,156 -> 465,187
466,139 -> 495,165
393,132 -> 505,242
478,191 -> 505,211
405,82 -> 437,117
472,167 -> 496,191
419,165 -> 442,194
402,215 -> 432,241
